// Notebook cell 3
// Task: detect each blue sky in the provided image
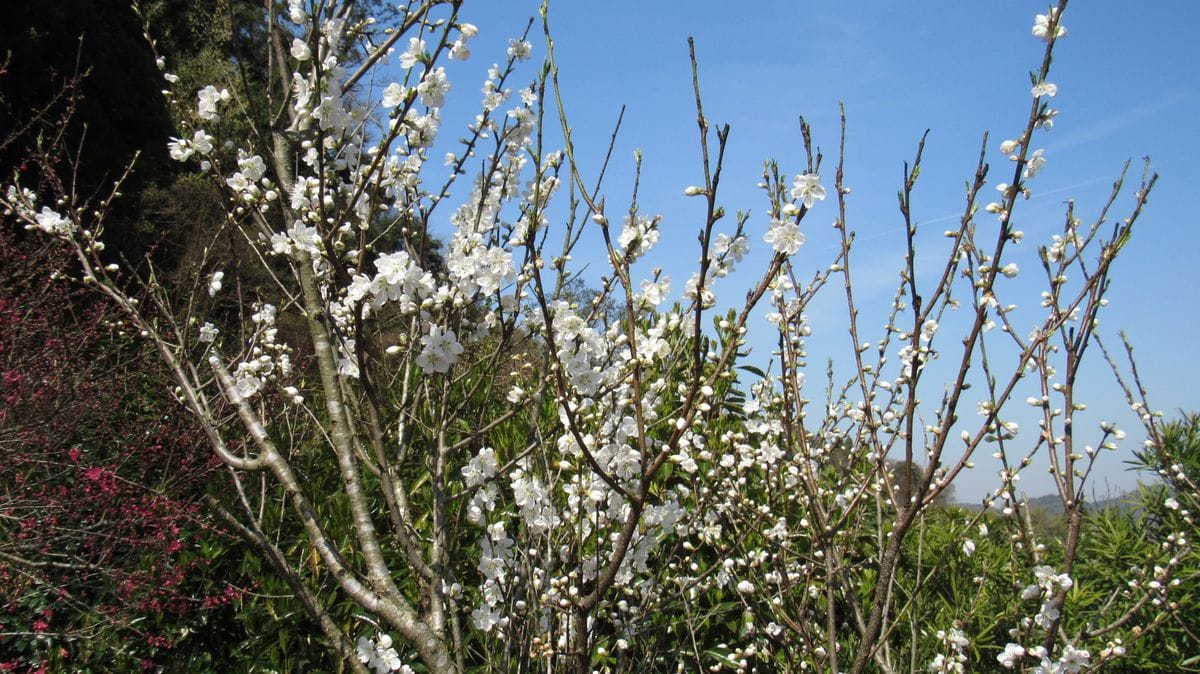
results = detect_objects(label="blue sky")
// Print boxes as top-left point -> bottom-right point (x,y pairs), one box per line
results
429,2 -> 1200,500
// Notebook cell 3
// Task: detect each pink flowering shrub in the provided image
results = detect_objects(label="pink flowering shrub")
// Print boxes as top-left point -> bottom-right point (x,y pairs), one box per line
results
0,227 -> 237,671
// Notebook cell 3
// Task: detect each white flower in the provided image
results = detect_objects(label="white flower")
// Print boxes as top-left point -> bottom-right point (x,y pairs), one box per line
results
270,231 -> 293,256
714,233 -> 748,264
286,221 -> 321,255
472,605 -> 503,632
945,629 -> 969,649
736,580 -> 755,594
251,303 -> 276,324
357,637 -> 374,665
764,220 -> 804,255
999,139 -> 1021,155
33,207 -> 71,236
450,25 -> 476,61
208,270 -> 225,296
197,85 -> 230,121
449,38 -> 471,60
287,0 -> 305,24
1165,497 -> 1180,510
416,325 -> 463,374
962,539 -> 976,557
376,647 -> 402,673
167,137 -> 193,162
1035,107 -> 1059,130
507,38 -> 533,61
462,447 -> 499,488
381,83 -> 407,108
617,214 -> 660,258
1023,149 -> 1046,180
338,339 -> 360,378
1031,82 -> 1058,98
290,38 -> 311,61
5,186 -> 33,215
1032,597 -> 1060,628
405,110 -> 439,148
684,272 -> 714,307
238,154 -> 266,182
639,276 -> 671,306
417,67 -> 450,107
235,371 -> 263,399
1059,644 -> 1090,672
791,173 -> 826,208
1032,11 -> 1067,41
198,323 -> 219,343
997,643 -> 1026,669
356,633 -> 406,673
1000,263 -> 1020,278
921,319 -> 939,340
191,130 -> 214,154
399,37 -> 425,70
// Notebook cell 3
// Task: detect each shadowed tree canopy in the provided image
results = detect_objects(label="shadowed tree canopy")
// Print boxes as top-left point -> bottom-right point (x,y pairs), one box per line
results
1,0 -> 289,271
1,0 -> 176,261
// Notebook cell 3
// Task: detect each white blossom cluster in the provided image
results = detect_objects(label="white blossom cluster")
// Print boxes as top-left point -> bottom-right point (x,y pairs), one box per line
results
355,633 -> 412,674
995,567 -> 1092,672
927,628 -> 970,673
227,303 -> 294,401
3,187 -> 106,255
155,3 -> 547,382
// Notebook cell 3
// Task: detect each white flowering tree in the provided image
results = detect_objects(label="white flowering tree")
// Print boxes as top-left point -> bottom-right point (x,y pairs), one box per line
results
3,0 -> 1192,672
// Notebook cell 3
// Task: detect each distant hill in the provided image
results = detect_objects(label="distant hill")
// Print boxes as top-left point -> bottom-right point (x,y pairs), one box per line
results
1028,489 -> 1144,514
955,486 -> 1151,514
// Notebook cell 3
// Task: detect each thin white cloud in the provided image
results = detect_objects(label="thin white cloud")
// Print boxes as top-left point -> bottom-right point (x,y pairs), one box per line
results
1046,91 -> 1187,154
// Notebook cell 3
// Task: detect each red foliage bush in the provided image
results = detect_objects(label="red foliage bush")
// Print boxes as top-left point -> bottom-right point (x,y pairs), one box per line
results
0,227 -> 229,670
